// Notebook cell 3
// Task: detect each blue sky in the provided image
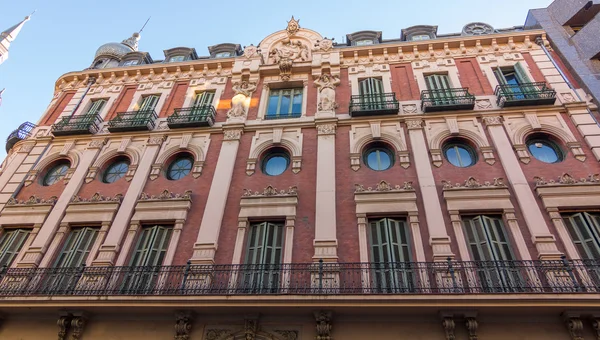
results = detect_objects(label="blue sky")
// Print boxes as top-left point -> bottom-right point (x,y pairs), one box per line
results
0,0 -> 552,159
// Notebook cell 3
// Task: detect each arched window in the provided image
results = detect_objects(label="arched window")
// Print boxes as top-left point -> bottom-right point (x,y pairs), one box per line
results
43,161 -> 70,186
261,148 -> 290,176
526,136 -> 563,163
167,155 -> 193,180
443,141 -> 477,167
103,158 -> 130,183
363,143 -> 394,171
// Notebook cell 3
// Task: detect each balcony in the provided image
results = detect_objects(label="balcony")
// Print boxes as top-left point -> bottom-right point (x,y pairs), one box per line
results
51,113 -> 102,136
349,93 -> 399,117
0,259 -> 596,296
5,121 -> 36,153
495,82 -> 557,107
421,88 -> 475,113
107,109 -> 157,133
167,105 -> 216,129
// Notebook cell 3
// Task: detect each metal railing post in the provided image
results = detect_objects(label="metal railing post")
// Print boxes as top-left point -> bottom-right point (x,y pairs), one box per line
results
318,259 -> 323,293
561,255 -> 581,292
447,257 -> 457,293
180,260 -> 191,294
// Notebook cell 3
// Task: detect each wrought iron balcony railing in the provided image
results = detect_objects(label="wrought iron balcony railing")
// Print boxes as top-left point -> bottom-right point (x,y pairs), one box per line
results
349,93 -> 400,117
167,105 -> 217,129
495,82 -> 557,107
5,121 -> 36,153
51,113 -> 103,136
107,109 -> 157,132
0,259 -> 597,296
421,88 -> 476,113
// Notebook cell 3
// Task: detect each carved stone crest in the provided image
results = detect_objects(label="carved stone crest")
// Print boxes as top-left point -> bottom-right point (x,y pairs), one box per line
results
71,192 -> 123,203
315,311 -> 332,340
405,119 -> 423,130
174,312 -> 193,340
224,129 -> 243,141
314,38 -> 334,52
482,116 -> 502,126
533,173 -> 600,186
442,177 -> 505,190
243,45 -> 259,58
286,16 -> 300,36
317,124 -> 336,135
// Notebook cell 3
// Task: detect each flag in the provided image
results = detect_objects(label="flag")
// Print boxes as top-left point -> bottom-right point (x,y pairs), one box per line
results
0,88 -> 4,107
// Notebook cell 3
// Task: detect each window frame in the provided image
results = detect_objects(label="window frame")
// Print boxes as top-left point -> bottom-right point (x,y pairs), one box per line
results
0,228 -> 30,267
85,98 -> 108,116
526,137 -> 564,164
363,145 -> 394,171
166,155 -> 194,180
53,227 -> 99,268
43,161 -> 70,186
261,148 -> 291,176
443,142 -> 477,168
168,55 -> 187,63
102,158 -> 130,184
265,88 -> 304,119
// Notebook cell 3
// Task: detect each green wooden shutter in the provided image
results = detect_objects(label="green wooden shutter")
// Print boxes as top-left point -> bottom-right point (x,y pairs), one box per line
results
482,216 -> 515,261
563,213 -> 600,260
369,218 -> 413,292
493,68 -> 508,85
425,74 -> 451,91
193,92 -> 215,107
130,225 -> 173,267
244,222 -> 283,292
54,227 -> 99,268
140,95 -> 160,111
359,78 -> 384,110
86,99 -> 107,116
514,62 -> 532,84
0,229 -> 30,267
463,216 -> 495,261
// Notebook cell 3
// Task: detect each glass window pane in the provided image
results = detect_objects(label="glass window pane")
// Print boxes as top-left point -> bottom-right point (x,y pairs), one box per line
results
456,146 -> 472,166
104,160 -> 129,183
445,143 -> 475,167
267,94 -> 279,115
168,157 -> 193,180
445,147 -> 460,167
280,94 -> 291,114
365,147 -> 392,171
292,93 -> 302,114
528,140 -> 560,163
264,155 -> 288,176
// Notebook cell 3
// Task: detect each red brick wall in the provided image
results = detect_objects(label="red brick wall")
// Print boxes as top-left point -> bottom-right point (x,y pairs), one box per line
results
391,64 -> 421,100
16,160 -> 71,201
40,91 -> 76,126
522,52 -> 546,83
106,85 -> 137,121
306,77 -> 317,117
335,126 -> 430,262
159,81 -> 189,118
455,58 -> 494,95
214,128 -> 318,265
336,69 -> 351,115
135,135 -> 223,265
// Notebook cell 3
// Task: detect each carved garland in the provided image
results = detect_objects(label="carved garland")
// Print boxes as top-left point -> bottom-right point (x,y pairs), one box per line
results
533,173 -> 600,187
71,192 -> 123,203
243,185 -> 298,197
6,195 -> 58,206
442,177 -> 506,190
354,180 -> 414,193
139,189 -> 193,201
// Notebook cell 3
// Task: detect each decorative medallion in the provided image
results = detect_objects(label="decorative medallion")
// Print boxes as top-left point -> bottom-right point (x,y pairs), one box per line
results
462,22 -> 494,36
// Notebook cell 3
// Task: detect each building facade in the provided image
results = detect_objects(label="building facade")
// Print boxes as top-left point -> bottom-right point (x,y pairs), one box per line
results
526,0 -> 600,105
0,17 -> 600,339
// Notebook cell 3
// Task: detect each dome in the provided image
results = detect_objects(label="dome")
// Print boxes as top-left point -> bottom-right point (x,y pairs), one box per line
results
94,42 -> 133,59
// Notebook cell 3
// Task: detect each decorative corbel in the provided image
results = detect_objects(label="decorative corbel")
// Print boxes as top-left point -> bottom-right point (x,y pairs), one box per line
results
174,311 -> 194,340
430,149 -> 443,167
398,151 -> 410,169
23,170 -> 38,187
291,156 -> 302,174
350,153 -> 361,171
564,316 -> 584,340
246,158 -> 257,176
85,166 -> 98,183
592,317 -> 600,340
71,314 -> 88,340
192,161 -> 204,178
57,314 -> 73,340
149,163 -> 161,180
465,317 -> 478,340
63,168 -> 76,184
567,142 -> 587,162
125,164 -> 138,182
442,317 -> 455,340
314,310 -> 332,340
480,146 -> 496,165
514,144 -> 531,164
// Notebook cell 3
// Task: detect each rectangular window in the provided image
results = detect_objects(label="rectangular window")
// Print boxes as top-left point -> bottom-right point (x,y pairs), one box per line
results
122,60 -> 139,66
54,227 -> 99,268
242,222 -> 284,293
368,218 -> 415,292
0,228 -> 30,267
85,99 -> 107,116
139,95 -> 160,112
266,88 -> 303,119
192,91 -> 215,107
169,55 -> 186,62
121,225 -> 173,294
562,212 -> 600,260
494,63 -> 531,86
462,215 -> 523,292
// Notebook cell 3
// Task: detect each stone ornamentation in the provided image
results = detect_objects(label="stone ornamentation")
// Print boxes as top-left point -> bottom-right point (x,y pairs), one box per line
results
147,136 -> 165,146
6,195 -> 58,206
441,177 -> 505,190
17,143 -> 35,153
314,74 -> 340,112
462,22 -> 494,36
174,312 -> 193,340
224,129 -> 243,141
565,317 -> 584,340
139,189 -> 192,201
482,116 -> 502,126
314,38 -> 334,52
205,329 -> 232,340
57,315 -> 72,340
317,124 -> 336,135
71,192 -> 123,203
243,185 -> 298,197
227,81 -> 257,119
533,173 -> 600,186
70,315 -> 87,340
442,317 -> 455,340
355,180 -> 414,193
465,317 -> 478,340
87,139 -> 106,149
243,45 -> 259,58
286,16 -> 300,36
315,311 -> 332,340
405,119 -> 422,130
244,318 -> 259,340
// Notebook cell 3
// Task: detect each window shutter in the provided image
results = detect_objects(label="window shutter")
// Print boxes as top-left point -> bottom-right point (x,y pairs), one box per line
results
55,228 -> 99,268
462,216 -> 495,261
493,68 -> 508,85
245,222 -> 283,265
130,226 -> 173,267
369,218 -> 412,263
563,213 -> 600,260
514,62 -> 532,84
140,95 -> 160,111
86,99 -> 107,116
0,229 -> 30,267
482,216 -> 514,261
425,74 -> 451,90
359,78 -> 383,95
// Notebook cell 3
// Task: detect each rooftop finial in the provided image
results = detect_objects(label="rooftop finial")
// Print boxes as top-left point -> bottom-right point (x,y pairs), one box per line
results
286,16 -> 300,36
139,17 -> 151,34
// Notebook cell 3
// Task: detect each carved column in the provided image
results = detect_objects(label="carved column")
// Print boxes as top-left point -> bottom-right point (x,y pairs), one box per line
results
174,312 -> 193,340
18,139 -> 106,268
406,119 -> 453,261
483,116 -> 561,259
190,127 -> 243,264
313,121 -> 338,262
314,310 -> 332,340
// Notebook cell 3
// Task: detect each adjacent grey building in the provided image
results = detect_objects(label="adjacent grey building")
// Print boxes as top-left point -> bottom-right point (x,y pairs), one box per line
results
526,0 -> 600,104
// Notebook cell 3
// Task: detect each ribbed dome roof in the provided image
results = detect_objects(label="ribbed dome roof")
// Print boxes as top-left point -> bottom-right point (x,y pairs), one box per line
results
94,42 -> 133,59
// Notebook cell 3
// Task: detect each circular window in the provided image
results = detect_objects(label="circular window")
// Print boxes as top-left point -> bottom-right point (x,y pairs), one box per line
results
444,142 -> 477,167
167,156 -> 193,180
43,162 -> 70,186
103,159 -> 130,183
364,145 -> 394,171
262,149 -> 290,176
527,138 -> 563,163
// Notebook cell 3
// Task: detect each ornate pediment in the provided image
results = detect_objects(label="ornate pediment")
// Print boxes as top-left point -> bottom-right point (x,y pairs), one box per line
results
6,195 -> 58,206
442,177 -> 506,190
138,189 -> 192,201
534,173 -> 600,187
242,185 -> 298,197
71,192 -> 123,203
354,180 -> 414,193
